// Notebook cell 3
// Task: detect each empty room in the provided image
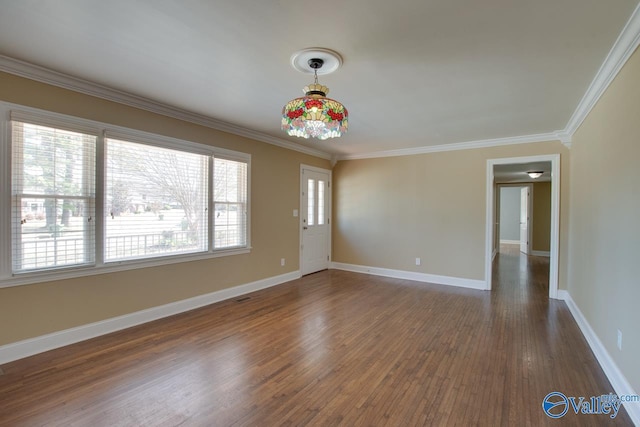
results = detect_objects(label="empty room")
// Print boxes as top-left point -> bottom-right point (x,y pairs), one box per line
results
0,1 -> 639,425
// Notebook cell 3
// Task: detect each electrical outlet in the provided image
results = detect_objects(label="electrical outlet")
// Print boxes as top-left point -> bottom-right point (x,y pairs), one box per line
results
617,329 -> 622,351
415,257 -> 421,266
281,258 -> 285,267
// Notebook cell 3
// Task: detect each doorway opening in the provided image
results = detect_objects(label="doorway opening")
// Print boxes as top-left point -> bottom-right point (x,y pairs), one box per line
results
496,184 -> 533,255
485,154 -> 560,299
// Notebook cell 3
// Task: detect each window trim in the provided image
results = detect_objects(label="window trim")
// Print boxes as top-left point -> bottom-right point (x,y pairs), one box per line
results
212,157 -> 249,250
103,136 -> 210,263
0,102 -> 251,288
11,120 -> 98,272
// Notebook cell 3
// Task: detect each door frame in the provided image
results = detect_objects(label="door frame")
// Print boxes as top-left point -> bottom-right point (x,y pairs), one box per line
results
299,164 -> 332,275
485,154 -> 560,299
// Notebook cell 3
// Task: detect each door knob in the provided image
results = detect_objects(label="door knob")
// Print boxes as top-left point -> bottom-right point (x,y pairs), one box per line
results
303,226 -> 308,230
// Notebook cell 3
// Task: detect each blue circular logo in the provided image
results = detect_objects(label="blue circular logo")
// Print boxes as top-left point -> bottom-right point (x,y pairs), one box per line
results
542,392 -> 569,418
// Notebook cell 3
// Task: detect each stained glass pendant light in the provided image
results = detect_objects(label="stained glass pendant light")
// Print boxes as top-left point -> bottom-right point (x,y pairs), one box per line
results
282,48 -> 348,140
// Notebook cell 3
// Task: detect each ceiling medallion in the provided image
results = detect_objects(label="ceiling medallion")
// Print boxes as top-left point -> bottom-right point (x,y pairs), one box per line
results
281,48 -> 348,140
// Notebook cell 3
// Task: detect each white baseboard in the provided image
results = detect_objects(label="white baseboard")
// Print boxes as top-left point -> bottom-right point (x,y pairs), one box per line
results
500,239 -> 520,244
531,250 -> 550,257
330,262 -> 487,290
0,270 -> 301,365
559,291 -> 640,425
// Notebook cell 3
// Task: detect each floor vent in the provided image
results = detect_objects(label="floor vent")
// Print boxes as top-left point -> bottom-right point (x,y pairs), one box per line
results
235,296 -> 251,302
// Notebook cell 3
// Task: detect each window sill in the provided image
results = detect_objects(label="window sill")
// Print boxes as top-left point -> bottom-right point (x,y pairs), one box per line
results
0,247 -> 252,288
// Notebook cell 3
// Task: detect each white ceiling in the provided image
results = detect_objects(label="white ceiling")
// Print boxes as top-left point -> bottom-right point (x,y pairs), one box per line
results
0,0 -> 638,158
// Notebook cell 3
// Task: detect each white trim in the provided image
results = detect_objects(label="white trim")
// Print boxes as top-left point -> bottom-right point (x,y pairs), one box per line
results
1,248 -> 252,288
332,4 -> 640,161
1,4 -> 639,162
330,262 -> 486,291
0,270 -> 301,365
530,250 -> 550,257
563,3 -> 640,137
0,116 -> 11,279
559,291 -> 640,425
558,133 -> 572,147
0,55 -> 331,161
6,102 -> 253,160
486,154 -> 560,299
336,132 -> 562,161
500,239 -> 520,245
0,101 -> 254,288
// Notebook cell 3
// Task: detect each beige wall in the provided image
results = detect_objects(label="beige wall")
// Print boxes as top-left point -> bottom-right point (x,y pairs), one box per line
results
569,46 -> 640,393
0,72 -> 330,345
332,142 -> 570,282
532,181 -> 551,252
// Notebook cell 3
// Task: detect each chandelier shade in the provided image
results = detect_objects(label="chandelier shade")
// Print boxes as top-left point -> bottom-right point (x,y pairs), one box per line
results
281,52 -> 348,140
281,84 -> 348,140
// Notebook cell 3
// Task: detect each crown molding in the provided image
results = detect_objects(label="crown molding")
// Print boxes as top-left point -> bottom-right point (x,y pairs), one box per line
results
335,132 -> 564,161
556,131 -> 572,149
2,0 -> 639,164
0,55 -> 332,160
335,4 -> 639,161
563,3 -> 640,137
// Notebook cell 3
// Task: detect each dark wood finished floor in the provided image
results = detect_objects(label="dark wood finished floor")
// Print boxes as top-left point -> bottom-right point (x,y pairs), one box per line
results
0,246 -> 633,426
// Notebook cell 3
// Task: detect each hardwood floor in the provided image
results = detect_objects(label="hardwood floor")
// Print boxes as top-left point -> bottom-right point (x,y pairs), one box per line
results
0,248 -> 633,426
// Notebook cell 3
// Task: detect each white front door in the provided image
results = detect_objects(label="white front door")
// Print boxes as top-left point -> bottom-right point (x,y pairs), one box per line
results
301,167 -> 330,275
520,186 -> 529,254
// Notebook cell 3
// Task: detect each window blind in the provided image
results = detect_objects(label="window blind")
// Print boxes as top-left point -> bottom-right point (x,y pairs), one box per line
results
104,138 -> 209,261
213,158 -> 247,249
4,107 -> 251,283
11,121 -> 96,272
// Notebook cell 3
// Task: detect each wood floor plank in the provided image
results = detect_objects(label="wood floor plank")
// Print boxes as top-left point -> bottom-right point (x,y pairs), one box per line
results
0,245 -> 634,426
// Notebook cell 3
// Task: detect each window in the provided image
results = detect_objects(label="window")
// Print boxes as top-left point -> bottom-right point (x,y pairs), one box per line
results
306,178 -> 327,226
307,178 -> 315,226
213,158 -> 247,249
2,105 -> 250,286
105,138 -> 209,261
318,180 -> 325,225
11,121 -> 96,272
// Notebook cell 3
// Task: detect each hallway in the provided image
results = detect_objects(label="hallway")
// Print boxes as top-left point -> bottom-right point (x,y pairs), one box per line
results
493,243 -> 550,301
489,243 -> 632,424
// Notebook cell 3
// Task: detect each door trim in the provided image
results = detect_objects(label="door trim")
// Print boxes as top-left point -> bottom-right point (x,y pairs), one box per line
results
299,164 -> 332,275
485,154 -> 560,299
